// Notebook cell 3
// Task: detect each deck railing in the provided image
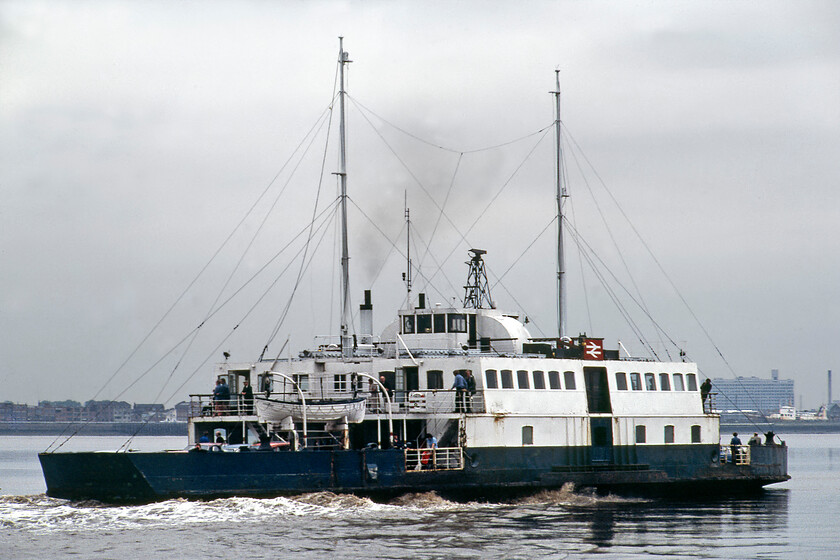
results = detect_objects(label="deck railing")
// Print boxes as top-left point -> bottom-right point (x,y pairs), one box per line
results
188,394 -> 257,418
721,444 -> 752,465
189,389 -> 486,420
368,390 -> 485,415
404,446 -> 464,472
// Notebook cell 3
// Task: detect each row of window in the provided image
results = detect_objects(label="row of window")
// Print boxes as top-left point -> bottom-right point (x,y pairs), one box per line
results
636,424 -> 703,444
402,313 -> 468,335
270,370 -> 698,394
615,372 -> 698,392
484,369 -> 576,390
520,424 -> 704,445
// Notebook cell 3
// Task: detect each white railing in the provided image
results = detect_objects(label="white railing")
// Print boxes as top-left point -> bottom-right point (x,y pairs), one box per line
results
404,446 -> 464,472
367,390 -> 484,415
721,444 -> 751,465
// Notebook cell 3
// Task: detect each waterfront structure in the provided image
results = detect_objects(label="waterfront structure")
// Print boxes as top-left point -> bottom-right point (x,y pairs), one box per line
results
712,375 -> 794,413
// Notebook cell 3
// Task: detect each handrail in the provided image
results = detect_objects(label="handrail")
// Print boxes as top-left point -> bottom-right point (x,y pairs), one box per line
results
355,373 -> 394,446
266,371 -> 308,448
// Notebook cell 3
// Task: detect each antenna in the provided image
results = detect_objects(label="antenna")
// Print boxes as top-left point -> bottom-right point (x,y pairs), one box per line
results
403,192 -> 412,301
463,249 -> 493,309
552,69 -> 567,338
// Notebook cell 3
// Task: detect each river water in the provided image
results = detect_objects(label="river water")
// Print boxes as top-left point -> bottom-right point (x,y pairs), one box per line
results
2,433 -> 837,559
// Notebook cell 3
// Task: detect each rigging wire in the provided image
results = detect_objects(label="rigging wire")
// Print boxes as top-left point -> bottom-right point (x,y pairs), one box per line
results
44,103 -> 337,453
350,95 -> 553,154
262,90 -> 340,358
563,126 -> 671,359
51,198 -> 343,452
563,218 -> 661,359
418,152 -> 463,298
563,124 -> 771,419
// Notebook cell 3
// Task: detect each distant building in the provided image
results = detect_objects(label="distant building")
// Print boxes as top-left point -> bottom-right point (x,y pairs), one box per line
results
711,374 -> 794,414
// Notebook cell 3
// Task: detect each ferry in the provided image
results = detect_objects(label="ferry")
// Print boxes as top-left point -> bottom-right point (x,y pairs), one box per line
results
39,40 -> 789,502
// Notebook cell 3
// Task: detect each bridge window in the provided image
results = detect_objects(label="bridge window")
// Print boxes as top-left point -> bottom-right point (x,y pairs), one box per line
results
416,314 -> 432,333
517,370 -> 530,389
433,314 -> 446,333
659,373 -> 671,391
402,315 -> 415,334
548,371 -> 562,389
630,372 -> 642,391
292,373 -> 309,392
635,425 -> 646,443
644,373 -> 656,391
564,371 -> 576,390
448,314 -> 467,333
501,370 -> 514,389
673,373 -> 685,391
615,372 -> 628,390
522,425 -> 534,445
691,425 -> 701,443
533,370 -> 546,390
664,425 -> 675,443
686,373 -> 698,391
484,369 -> 498,389
426,370 -> 444,390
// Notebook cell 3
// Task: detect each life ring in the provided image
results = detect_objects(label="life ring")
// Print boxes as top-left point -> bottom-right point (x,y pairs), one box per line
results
421,450 -> 431,465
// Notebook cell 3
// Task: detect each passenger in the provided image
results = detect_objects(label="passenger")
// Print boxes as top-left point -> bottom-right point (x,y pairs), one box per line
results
199,431 -> 210,443
748,432 -> 762,446
700,379 -> 712,412
421,433 -> 437,470
218,378 -> 231,413
464,370 -> 476,412
189,443 -> 206,453
216,433 -> 226,444
241,379 -> 254,415
730,432 -> 742,464
452,371 -> 468,413
213,379 -> 224,414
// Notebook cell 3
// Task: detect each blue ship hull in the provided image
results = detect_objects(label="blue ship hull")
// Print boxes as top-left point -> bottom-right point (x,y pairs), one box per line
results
38,443 -> 789,503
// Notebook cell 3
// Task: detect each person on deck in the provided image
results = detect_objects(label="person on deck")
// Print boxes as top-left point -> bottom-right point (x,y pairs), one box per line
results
730,432 -> 742,464
700,378 -> 712,412
452,371 -> 468,413
748,432 -> 762,446
241,380 -> 254,415
217,378 -> 230,414
464,370 -> 476,412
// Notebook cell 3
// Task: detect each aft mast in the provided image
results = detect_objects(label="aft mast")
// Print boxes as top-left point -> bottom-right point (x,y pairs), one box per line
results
338,38 -> 353,359
553,70 -> 567,338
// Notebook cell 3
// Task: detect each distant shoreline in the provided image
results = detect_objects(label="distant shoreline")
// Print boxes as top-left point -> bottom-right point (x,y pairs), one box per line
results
721,421 -> 840,434
0,421 -> 187,436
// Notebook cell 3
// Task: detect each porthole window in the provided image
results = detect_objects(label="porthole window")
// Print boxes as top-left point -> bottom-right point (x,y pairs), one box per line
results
659,373 -> 671,391
691,425 -> 701,443
664,425 -> 675,443
548,371 -> 562,389
501,370 -> 514,389
563,371 -> 576,390
522,425 -> 534,446
615,372 -> 628,390
644,373 -> 656,391
484,369 -> 498,389
686,373 -> 698,391
635,425 -> 646,443
517,370 -> 530,389
674,373 -> 685,391
630,372 -> 642,391
533,370 -> 546,390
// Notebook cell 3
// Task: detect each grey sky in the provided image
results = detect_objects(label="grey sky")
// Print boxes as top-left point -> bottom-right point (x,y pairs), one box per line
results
2,1 -> 838,409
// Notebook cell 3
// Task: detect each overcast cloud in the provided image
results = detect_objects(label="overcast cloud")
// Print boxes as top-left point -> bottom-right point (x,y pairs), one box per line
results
1,1 -> 839,410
